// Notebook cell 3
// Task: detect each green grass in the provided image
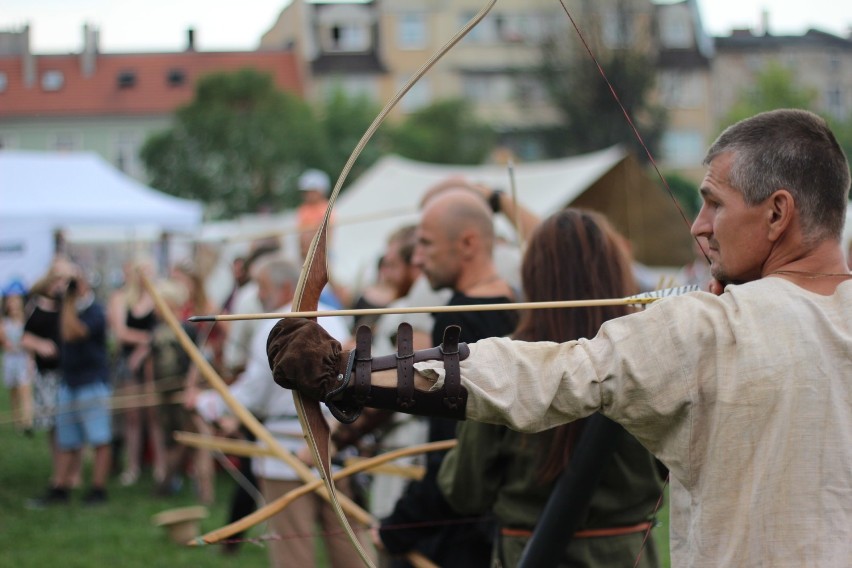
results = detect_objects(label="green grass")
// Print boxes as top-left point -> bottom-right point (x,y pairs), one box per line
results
652,484 -> 671,567
0,390 -> 268,567
0,383 -> 670,567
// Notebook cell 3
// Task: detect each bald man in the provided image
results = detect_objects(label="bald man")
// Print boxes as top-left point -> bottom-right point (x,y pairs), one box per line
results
414,189 -> 514,300
375,189 -> 518,568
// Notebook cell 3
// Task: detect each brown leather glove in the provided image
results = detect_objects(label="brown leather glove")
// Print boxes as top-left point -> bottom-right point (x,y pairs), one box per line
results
266,318 -> 347,402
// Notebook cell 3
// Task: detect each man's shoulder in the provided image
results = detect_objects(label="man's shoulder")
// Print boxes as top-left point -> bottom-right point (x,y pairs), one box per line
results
647,277 -> 816,323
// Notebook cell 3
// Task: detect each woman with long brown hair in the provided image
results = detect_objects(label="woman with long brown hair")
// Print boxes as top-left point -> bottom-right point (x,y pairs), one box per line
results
437,209 -> 664,567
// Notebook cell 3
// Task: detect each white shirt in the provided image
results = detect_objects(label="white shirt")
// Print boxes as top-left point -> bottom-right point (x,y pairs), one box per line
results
221,282 -> 263,372
198,301 -> 350,481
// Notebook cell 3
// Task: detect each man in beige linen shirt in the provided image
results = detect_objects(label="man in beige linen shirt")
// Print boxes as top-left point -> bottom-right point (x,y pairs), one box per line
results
267,109 -> 851,567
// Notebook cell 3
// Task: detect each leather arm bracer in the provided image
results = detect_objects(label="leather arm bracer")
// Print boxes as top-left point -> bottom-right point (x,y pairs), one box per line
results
325,323 -> 469,424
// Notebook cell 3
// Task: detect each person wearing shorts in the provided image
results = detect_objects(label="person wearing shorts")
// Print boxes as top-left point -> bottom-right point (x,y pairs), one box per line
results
55,381 -> 112,452
28,265 -> 112,508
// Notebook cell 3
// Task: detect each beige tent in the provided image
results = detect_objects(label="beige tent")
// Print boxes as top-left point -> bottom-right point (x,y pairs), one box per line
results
329,146 -> 694,284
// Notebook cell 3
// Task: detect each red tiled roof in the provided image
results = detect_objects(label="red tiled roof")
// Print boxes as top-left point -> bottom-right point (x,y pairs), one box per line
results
0,50 -> 303,117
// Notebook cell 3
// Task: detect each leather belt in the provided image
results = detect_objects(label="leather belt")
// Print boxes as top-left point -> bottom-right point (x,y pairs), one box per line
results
501,520 -> 653,540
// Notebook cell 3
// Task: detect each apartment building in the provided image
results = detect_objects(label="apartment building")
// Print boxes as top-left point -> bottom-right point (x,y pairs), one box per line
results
713,27 -> 852,123
654,0 -> 714,180
260,0 -> 657,160
0,25 -> 304,181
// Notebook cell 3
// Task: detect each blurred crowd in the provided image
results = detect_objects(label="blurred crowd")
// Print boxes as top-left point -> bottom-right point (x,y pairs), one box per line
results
5,166 -> 848,568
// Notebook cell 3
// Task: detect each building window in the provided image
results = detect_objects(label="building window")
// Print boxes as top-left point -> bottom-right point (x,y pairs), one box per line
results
326,23 -> 370,52
460,11 -> 541,44
825,87 -> 846,120
52,132 -> 82,152
662,130 -> 704,167
115,131 -> 143,178
166,68 -> 186,87
659,71 -> 704,109
0,72 -> 7,93
602,8 -> 634,48
459,11 -> 492,43
494,14 -> 531,43
398,13 -> 427,49
660,13 -> 692,48
462,74 -> 514,104
463,75 -> 490,101
41,70 -> 64,92
398,76 -> 431,113
828,54 -> 841,73
117,70 -> 137,89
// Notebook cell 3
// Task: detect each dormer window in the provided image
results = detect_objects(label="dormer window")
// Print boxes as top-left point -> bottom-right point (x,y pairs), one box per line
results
117,70 -> 136,89
167,68 -> 186,87
328,23 -> 369,52
318,5 -> 373,53
166,69 -> 186,87
42,70 -> 64,92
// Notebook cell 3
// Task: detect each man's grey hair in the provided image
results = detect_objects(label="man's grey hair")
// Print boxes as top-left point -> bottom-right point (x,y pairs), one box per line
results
705,108 -> 850,241
254,254 -> 301,288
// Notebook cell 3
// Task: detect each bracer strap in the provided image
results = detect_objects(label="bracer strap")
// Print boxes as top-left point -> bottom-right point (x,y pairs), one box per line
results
326,324 -> 470,422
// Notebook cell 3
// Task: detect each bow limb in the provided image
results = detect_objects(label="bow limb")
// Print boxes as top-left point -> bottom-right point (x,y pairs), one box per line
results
139,273 -> 375,549
175,430 -> 437,479
192,440 -> 456,550
289,2 -> 498,566
288,229 -> 374,564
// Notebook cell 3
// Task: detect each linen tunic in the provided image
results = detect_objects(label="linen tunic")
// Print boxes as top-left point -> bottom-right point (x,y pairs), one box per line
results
416,277 -> 852,567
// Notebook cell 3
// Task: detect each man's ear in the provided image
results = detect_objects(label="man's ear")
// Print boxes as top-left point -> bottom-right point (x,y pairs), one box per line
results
457,228 -> 479,258
766,189 -> 795,242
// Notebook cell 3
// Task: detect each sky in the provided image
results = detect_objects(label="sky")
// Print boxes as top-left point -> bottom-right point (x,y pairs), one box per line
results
0,0 -> 850,54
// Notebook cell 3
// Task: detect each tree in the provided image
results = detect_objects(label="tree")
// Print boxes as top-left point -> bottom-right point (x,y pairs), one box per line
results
317,85 -> 385,188
663,172 -> 701,219
141,69 -> 327,217
537,35 -> 667,160
828,117 -> 852,197
387,99 -> 496,164
719,61 -> 817,131
720,63 -> 852,199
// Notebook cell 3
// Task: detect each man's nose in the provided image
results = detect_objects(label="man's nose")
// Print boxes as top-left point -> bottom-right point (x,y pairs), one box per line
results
690,206 -> 711,239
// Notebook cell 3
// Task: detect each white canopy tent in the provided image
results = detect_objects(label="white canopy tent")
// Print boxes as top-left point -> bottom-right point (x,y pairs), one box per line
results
327,146 -> 694,287
0,150 -> 203,288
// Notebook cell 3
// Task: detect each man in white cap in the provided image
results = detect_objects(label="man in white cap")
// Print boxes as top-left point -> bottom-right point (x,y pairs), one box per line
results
296,168 -> 346,308
297,168 -> 331,239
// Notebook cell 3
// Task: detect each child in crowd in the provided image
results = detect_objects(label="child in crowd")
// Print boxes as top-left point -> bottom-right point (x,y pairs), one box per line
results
2,285 -> 34,434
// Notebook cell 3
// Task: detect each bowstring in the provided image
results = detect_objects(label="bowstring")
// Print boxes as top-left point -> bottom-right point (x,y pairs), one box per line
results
555,0 -> 710,265
553,2 -> 705,563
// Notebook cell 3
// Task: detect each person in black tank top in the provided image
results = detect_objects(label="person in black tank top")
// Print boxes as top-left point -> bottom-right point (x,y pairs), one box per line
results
377,189 -> 519,568
107,259 -> 165,486
21,258 -> 82,504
